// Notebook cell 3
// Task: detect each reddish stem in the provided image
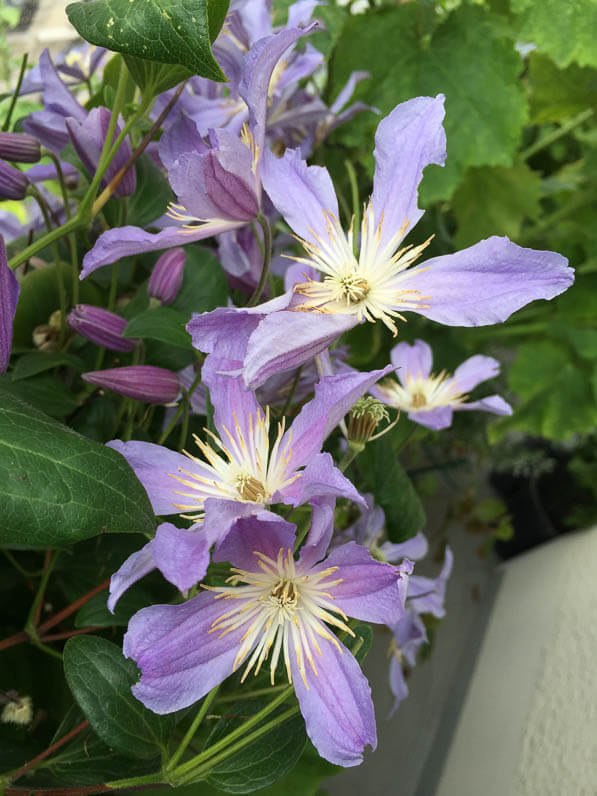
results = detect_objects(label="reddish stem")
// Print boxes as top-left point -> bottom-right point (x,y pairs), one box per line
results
0,630 -> 28,652
8,720 -> 89,784
39,627 -> 100,643
38,579 -> 110,634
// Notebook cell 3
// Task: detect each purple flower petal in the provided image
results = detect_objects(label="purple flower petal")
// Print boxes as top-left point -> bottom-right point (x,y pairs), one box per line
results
316,542 -> 408,626
291,639 -> 376,767
108,542 -> 155,613
451,354 -> 500,392
408,406 -> 454,430
158,111 -> 207,172
390,339 -> 433,385
124,592 -> 242,714
279,452 -> 364,508
213,511 -> 297,570
459,394 -> 512,416
202,498 -> 262,547
407,547 -> 453,618
379,531 -> 429,563
261,146 -> 339,245
298,496 -> 336,568
388,655 -> 409,716
0,236 -> 19,374
151,523 -> 211,592
401,237 -> 574,326
81,220 -> 243,278
201,356 -> 261,443
371,95 -> 446,250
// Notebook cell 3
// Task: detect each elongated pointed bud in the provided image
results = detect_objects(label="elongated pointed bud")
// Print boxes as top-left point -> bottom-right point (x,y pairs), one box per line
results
348,397 -> 389,444
0,132 -> 41,163
82,366 -> 180,404
0,160 -> 29,200
67,304 -> 137,352
148,248 -> 185,305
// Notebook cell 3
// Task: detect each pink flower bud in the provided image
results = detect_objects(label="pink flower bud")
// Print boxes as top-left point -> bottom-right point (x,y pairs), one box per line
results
0,132 -> 41,163
82,366 -> 180,404
67,304 -> 136,352
148,248 -> 185,305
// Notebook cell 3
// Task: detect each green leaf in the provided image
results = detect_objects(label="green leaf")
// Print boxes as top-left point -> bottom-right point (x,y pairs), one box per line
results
63,636 -> 175,759
490,341 -> 597,441
452,163 -> 541,248
258,742 -> 340,796
124,306 -> 192,348
12,262 -> 102,348
511,0 -> 597,69
75,584 -> 156,628
171,246 -> 229,315
528,53 -> 597,123
124,55 -> 193,96
11,351 -> 85,381
351,621 -> 373,664
357,433 -> 425,542
331,5 -> 527,202
0,391 -> 155,548
126,155 -> 175,228
65,0 -> 227,82
0,373 -> 80,419
205,698 -> 307,794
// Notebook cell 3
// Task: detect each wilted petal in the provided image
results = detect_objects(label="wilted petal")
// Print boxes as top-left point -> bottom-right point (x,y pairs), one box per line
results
291,639 -> 376,767
124,593 -> 242,714
401,237 -> 574,326
371,95 -> 446,250
390,339 -> 433,384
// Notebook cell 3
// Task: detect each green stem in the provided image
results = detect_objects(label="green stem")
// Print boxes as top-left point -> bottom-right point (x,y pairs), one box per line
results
25,551 -> 60,639
1,550 -> 43,578
247,214 -> 272,307
2,52 -> 27,131
216,685 -> 288,703
105,773 -> 166,790
30,187 -> 67,345
8,214 -> 82,271
166,686 -> 220,771
176,705 -> 300,786
524,190 -> 597,242
344,158 -> 360,256
158,370 -> 202,445
339,441 -> 365,473
173,687 -> 294,780
107,261 -> 119,312
46,150 -> 79,305
519,108 -> 594,161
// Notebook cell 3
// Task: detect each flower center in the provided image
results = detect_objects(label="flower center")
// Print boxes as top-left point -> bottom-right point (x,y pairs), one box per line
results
338,273 -> 370,304
236,473 -> 268,503
411,391 -> 427,408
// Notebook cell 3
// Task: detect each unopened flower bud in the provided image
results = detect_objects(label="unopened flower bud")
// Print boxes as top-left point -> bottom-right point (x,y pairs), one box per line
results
67,304 -> 136,352
0,132 -> 41,163
148,248 -> 185,305
32,309 -> 63,352
348,397 -> 389,444
82,366 -> 180,404
0,160 -> 29,200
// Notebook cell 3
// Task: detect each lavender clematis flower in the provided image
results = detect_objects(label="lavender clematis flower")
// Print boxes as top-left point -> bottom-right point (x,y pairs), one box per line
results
80,23 -> 318,278
371,339 -> 512,430
0,235 -> 19,374
189,95 -> 573,389
124,513 -> 412,766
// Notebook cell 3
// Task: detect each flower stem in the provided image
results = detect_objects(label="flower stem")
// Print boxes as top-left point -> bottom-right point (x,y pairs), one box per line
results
172,686 -> 294,780
2,52 -> 28,131
45,150 -> 79,305
519,108 -> 594,161
2,720 -> 89,786
158,370 -> 202,445
247,214 -> 272,307
166,686 -> 220,771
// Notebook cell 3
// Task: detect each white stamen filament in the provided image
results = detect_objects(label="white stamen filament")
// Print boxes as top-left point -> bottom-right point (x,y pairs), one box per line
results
204,548 -> 353,688
289,203 -> 433,334
375,370 -> 467,412
169,408 -> 300,521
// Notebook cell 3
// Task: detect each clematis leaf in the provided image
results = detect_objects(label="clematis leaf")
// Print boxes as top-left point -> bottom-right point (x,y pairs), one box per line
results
205,698 -> 307,793
64,637 -> 175,759
123,306 -> 192,348
0,391 -> 155,548
126,155 -> 175,229
65,0 -> 228,83
11,351 -> 85,381
528,53 -> 597,123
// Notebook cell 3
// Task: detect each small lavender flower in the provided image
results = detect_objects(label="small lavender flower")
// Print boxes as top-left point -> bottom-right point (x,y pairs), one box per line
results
82,366 -> 179,404
0,133 -> 41,164
147,248 -> 185,305
0,235 -> 19,374
372,339 -> 512,430
0,161 -> 29,200
123,513 -> 412,767
67,305 -> 136,352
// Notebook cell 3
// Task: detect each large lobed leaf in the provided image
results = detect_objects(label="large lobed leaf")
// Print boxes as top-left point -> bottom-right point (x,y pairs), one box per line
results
66,0 -> 229,82
0,391 -> 155,548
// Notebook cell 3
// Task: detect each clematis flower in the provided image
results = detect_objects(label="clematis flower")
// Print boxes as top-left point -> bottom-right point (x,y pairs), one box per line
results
0,235 -> 19,374
123,512 -> 412,766
80,23 -> 318,278
371,339 -> 512,430
106,363 -> 391,607
188,95 -> 573,390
